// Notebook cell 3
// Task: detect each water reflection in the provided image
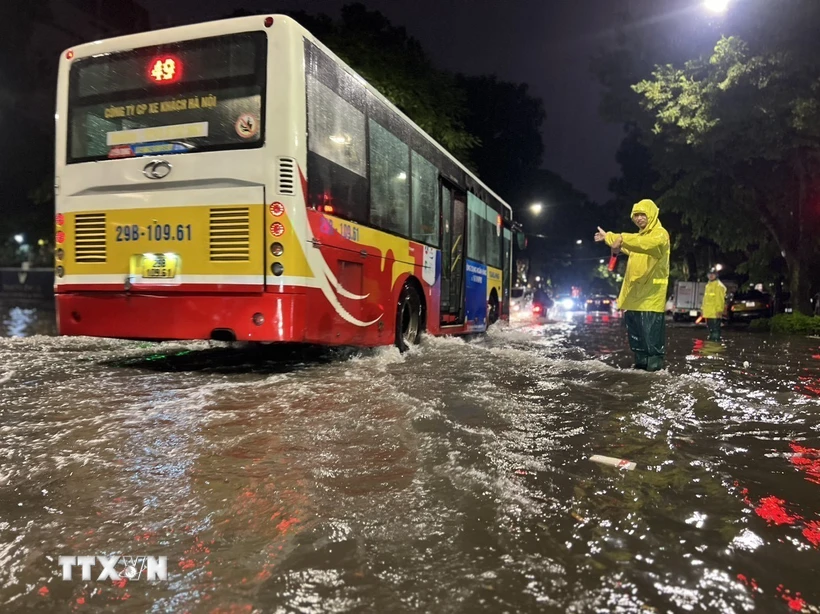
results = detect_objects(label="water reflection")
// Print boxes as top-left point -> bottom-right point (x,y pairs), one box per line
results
1,308 -> 820,611
0,299 -> 56,337
691,338 -> 725,357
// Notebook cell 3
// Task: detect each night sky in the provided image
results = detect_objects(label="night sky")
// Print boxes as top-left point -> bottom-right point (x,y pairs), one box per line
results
137,0 -> 729,204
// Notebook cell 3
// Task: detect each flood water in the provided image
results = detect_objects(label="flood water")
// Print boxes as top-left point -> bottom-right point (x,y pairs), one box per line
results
1,300 -> 819,613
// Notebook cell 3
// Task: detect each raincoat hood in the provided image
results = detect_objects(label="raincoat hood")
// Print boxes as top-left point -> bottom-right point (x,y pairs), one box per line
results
631,199 -> 660,235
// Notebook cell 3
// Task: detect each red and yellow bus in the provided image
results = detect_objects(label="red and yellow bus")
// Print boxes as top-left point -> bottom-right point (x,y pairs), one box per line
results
55,15 -> 516,350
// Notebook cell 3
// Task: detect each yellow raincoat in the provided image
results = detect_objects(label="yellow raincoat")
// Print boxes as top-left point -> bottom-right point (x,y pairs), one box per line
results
605,199 -> 670,313
701,280 -> 727,319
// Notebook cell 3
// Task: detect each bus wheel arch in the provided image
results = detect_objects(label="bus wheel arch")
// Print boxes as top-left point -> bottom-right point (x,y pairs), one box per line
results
488,289 -> 500,325
395,276 -> 426,352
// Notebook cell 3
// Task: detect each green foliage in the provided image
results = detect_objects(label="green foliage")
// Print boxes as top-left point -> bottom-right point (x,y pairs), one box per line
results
629,31 -> 820,312
595,0 -> 820,312
753,313 -> 820,335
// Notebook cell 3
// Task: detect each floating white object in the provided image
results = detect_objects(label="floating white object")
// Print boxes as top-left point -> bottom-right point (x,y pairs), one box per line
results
743,361 -> 750,368
590,455 -> 636,471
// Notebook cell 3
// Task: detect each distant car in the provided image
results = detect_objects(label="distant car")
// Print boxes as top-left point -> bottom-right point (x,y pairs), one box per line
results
549,294 -> 584,320
585,295 -> 615,314
728,290 -> 773,321
553,294 -> 579,311
510,287 -> 534,321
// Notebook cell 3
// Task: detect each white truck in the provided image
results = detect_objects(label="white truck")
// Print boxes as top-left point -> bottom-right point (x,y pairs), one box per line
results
669,279 -> 737,321
670,281 -> 707,321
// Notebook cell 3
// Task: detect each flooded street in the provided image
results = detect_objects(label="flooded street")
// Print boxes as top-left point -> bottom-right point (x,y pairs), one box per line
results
1,300 -> 819,613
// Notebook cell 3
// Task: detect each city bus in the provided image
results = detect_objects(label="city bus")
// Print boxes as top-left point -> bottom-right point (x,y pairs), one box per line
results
54,14 -> 516,349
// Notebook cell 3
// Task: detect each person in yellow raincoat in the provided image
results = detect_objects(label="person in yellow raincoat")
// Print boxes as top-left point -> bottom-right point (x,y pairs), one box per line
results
701,268 -> 727,341
594,199 -> 670,371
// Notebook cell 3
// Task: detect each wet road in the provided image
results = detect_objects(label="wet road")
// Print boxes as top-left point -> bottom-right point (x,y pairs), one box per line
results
1,300 -> 819,613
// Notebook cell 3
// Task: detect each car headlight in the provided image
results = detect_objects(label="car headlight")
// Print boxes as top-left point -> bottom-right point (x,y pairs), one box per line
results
561,298 -> 574,309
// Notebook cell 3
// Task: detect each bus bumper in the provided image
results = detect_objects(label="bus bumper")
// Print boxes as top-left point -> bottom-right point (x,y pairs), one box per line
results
56,292 -> 306,342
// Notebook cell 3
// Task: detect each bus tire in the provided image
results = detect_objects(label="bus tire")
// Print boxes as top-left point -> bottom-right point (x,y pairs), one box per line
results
396,282 -> 423,352
487,291 -> 499,325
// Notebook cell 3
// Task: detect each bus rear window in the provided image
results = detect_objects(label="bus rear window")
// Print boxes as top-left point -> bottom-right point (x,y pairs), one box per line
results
67,32 -> 266,164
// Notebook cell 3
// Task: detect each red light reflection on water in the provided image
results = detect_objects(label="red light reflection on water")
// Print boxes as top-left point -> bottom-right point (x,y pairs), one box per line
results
733,439 -> 820,556
776,585 -> 807,612
754,495 -> 798,525
789,442 -> 820,485
734,452 -> 818,611
796,374 -> 820,397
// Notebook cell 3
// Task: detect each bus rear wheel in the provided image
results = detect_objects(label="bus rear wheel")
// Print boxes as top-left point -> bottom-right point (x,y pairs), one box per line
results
396,282 -> 423,352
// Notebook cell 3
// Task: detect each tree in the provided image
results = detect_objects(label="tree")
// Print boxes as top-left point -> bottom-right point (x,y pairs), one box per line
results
456,75 -> 545,200
633,33 -> 820,312
593,0 -> 820,312
285,4 -> 478,162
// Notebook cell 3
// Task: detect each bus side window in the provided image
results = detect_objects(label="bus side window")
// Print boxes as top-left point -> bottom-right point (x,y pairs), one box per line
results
467,193 -> 488,264
411,151 -> 439,247
306,74 -> 368,223
368,119 -> 409,237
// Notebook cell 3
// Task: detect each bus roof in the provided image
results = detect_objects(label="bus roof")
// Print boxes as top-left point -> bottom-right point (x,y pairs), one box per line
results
62,14 -> 514,218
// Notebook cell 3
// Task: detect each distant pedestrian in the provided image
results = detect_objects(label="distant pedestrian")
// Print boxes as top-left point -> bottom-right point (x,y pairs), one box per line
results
594,199 -> 670,371
701,268 -> 727,342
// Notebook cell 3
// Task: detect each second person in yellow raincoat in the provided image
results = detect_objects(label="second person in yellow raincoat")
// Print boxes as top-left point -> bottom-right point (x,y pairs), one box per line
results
701,268 -> 727,341
594,199 -> 670,371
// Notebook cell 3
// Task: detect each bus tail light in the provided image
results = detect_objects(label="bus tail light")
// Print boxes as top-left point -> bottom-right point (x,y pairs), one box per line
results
269,222 -> 284,237
55,213 -> 65,226
56,266 -> 65,278
65,50 -> 74,60
270,242 -> 284,256
264,16 -> 274,27
252,313 -> 265,326
271,263 -> 284,276
269,202 -> 284,217
322,205 -> 335,214
56,231 -> 66,244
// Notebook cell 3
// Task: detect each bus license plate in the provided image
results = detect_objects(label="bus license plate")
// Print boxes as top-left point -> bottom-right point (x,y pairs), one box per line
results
139,253 -> 179,279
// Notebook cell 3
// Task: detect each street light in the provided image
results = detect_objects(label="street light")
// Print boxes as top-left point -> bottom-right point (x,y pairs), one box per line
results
535,276 -> 541,283
715,263 -> 724,271
576,239 -> 583,245
14,234 -> 24,244
704,0 -> 729,13
530,203 -> 543,215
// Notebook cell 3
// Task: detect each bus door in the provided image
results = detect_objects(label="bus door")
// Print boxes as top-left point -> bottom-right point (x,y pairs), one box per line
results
439,181 -> 466,325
